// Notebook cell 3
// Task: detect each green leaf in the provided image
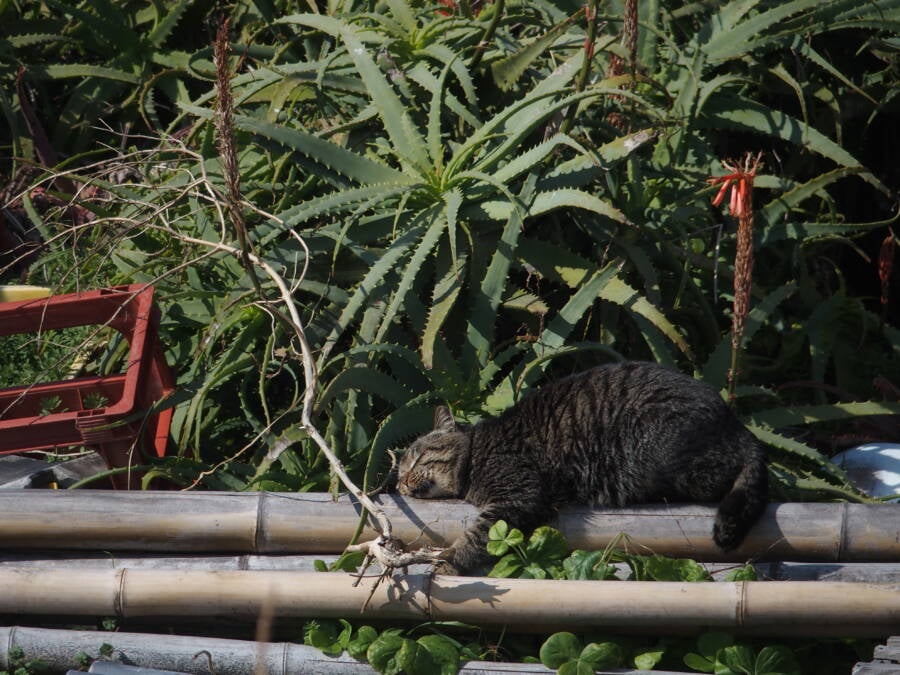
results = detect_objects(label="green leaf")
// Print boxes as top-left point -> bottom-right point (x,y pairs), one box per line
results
721,644 -> 756,674
220,109 -> 412,187
487,553 -> 524,578
367,634 -> 406,673
421,247 -> 466,369
491,12 -> 579,90
580,641 -> 623,669
347,626 -> 379,661
563,550 -> 618,580
724,564 -> 758,582
754,645 -> 800,675
539,632 -> 582,669
525,526 -> 569,566
634,647 -> 665,670
416,635 -> 460,675
305,620 -> 343,655
643,555 -> 712,582
39,64 -> 141,83
396,638 -> 437,675
684,652 -> 717,673
487,520 -> 525,556
698,632 -> 735,660
530,188 -> 628,222
702,283 -> 796,389
749,400 -> 900,428
599,276 -> 693,358
702,95 -> 888,195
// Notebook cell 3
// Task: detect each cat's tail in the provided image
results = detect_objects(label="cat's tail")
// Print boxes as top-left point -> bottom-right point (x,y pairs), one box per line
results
712,437 -> 768,551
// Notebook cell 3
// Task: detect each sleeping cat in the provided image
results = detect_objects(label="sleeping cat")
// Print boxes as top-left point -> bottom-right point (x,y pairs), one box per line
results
397,361 -> 768,575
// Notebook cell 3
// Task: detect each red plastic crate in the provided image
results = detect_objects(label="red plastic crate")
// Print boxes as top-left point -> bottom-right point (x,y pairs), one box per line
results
0,284 -> 175,487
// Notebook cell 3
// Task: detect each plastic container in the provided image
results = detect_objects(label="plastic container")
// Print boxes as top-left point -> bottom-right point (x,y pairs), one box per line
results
0,285 -> 174,487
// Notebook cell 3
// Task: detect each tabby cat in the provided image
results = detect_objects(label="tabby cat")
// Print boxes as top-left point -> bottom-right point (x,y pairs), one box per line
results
397,361 -> 768,575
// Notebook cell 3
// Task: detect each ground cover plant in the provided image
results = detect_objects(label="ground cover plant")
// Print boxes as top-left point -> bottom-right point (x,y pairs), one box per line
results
1,0 -> 898,672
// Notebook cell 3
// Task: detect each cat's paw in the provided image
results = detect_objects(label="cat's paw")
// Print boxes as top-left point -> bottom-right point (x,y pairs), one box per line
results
432,549 -> 462,576
433,559 -> 461,576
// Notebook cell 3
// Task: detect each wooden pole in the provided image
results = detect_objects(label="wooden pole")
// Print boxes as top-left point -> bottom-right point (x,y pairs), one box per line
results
0,568 -> 897,637
0,491 -> 898,561
5,552 -> 900,583
0,626 -> 695,675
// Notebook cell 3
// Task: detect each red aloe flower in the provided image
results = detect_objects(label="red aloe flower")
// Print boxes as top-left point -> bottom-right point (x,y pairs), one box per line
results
709,152 -> 763,402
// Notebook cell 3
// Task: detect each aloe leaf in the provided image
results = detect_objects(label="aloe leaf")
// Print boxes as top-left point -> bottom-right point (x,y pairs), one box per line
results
748,424 -> 855,487
701,283 -> 796,389
529,188 -> 628,223
538,129 -> 658,191
599,277 -> 693,358
471,83 -> 642,177
463,177 -> 535,370
375,206 -> 446,343
318,224 -> 425,368
38,64 -> 141,84
702,95 -> 889,195
444,188 -> 463,266
416,43 -> 477,107
147,0 -> 191,47
340,26 -> 430,175
759,167 -> 867,226
43,0 -> 138,52
427,59 -> 454,171
493,134 -> 592,186
273,183 -> 413,229
421,250 -> 467,370
382,0 -> 416,32
539,260 -> 623,351
792,36 -> 877,104
407,62 -> 480,131
490,11 -> 580,91
195,108 -> 413,187
278,14 -> 429,174
702,0 -> 817,61
445,53 -> 585,177
318,366 -> 412,409
750,401 -> 900,428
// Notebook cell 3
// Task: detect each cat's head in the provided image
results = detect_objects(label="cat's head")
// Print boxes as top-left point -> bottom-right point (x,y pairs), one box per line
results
397,406 -> 470,499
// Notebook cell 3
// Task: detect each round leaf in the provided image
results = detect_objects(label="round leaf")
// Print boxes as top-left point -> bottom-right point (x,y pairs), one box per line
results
367,633 -> 405,672
539,632 -> 582,669
581,641 -> 623,668
397,638 -> 437,675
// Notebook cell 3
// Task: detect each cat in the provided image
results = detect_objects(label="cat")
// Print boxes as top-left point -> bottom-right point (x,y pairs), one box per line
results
397,361 -> 768,575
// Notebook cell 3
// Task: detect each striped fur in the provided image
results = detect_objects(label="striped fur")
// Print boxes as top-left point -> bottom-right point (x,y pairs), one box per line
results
398,361 -> 768,575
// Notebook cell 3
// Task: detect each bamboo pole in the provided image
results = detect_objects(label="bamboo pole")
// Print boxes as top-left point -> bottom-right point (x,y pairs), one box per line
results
0,491 -> 898,561
5,552 -> 900,583
0,626 -> 694,675
0,569 -> 897,637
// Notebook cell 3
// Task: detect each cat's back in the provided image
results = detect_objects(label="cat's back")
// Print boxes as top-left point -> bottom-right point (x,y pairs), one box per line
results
519,361 -> 722,417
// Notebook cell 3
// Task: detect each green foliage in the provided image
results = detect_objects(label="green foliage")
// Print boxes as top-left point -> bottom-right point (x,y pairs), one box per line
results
304,621 -> 463,675
2,0 -> 897,499
539,632 -> 623,674
0,647 -> 50,675
683,632 -> 801,675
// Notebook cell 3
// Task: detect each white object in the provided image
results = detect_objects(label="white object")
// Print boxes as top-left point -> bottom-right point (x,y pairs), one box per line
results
831,443 -> 900,498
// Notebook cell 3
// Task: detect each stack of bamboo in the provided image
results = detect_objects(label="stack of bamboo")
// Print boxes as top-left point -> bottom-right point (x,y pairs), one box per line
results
1,491 -> 899,672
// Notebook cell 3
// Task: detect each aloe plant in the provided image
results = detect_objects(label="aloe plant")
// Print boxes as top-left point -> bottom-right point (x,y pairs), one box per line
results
1,0 -> 896,501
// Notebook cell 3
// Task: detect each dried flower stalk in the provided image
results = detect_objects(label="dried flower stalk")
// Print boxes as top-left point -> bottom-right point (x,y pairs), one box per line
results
708,152 -> 763,402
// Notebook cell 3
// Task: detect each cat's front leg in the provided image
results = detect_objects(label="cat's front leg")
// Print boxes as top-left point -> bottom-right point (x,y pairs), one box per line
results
437,501 -> 547,575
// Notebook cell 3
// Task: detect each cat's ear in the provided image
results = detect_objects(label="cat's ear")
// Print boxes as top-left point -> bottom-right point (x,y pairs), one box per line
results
433,405 -> 457,432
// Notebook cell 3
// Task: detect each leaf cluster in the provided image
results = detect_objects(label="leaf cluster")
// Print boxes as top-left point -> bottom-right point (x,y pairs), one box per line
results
1,0 -> 897,497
